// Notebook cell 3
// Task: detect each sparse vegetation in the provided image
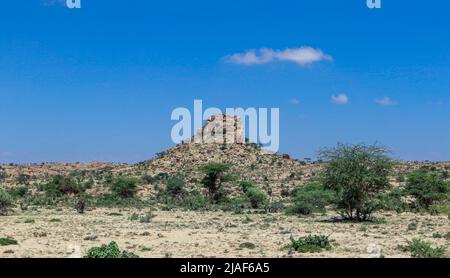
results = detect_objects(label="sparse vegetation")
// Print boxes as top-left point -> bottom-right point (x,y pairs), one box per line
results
403,239 -> 447,258
1,140 -> 449,258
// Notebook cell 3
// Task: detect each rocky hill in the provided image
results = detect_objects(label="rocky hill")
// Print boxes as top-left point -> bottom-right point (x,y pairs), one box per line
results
130,141 -> 319,198
1,115 -> 450,199
126,114 -> 320,198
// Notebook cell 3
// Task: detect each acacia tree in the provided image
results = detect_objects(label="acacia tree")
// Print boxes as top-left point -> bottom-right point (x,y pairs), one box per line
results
319,143 -> 393,221
200,163 -> 232,203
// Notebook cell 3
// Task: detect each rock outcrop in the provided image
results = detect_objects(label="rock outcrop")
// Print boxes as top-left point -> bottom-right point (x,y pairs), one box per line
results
192,114 -> 245,145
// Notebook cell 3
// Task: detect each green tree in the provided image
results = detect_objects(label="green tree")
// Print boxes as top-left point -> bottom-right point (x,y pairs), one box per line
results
44,175 -> 83,197
111,177 -> 138,199
319,143 -> 393,221
200,163 -> 232,203
406,170 -> 449,209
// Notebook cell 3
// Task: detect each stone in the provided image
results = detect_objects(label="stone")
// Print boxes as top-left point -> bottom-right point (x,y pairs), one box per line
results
366,244 -> 383,258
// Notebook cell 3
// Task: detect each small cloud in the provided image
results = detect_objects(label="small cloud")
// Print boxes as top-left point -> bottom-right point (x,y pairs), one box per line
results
331,94 -> 349,105
375,97 -> 398,106
289,98 -> 301,105
224,47 -> 333,66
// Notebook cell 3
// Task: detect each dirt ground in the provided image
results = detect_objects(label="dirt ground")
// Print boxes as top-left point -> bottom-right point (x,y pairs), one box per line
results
0,208 -> 448,258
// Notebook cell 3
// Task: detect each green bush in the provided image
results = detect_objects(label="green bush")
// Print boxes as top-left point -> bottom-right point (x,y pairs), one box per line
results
165,175 -> 185,198
179,190 -> 208,210
26,194 -> 59,206
404,239 -> 447,258
406,170 -> 449,209
240,182 -> 267,209
0,188 -> 14,215
0,237 -> 18,246
320,143 -> 393,221
157,174 -> 207,210
287,235 -> 332,253
287,182 -> 334,215
83,181 -> 93,190
84,241 -> 139,258
396,175 -> 406,183
43,175 -> 84,197
380,188 -> 408,212
141,175 -> 156,184
128,213 -> 139,221
225,196 -> 250,213
16,174 -> 30,185
111,177 -> 138,199
239,242 -> 256,249
8,186 -> 29,198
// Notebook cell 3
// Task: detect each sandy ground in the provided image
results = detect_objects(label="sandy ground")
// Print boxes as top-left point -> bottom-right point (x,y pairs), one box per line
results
0,208 -> 448,258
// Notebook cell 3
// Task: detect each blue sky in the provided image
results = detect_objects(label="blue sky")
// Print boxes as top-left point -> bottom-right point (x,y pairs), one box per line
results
0,0 -> 449,163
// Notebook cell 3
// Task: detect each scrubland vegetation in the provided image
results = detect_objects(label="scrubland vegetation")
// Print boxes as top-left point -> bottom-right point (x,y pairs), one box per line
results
0,143 -> 449,258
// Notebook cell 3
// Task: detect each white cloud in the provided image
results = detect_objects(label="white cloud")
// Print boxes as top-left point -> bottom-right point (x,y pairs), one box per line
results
331,94 -> 349,105
289,98 -> 301,105
225,47 -> 333,66
375,97 -> 398,106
